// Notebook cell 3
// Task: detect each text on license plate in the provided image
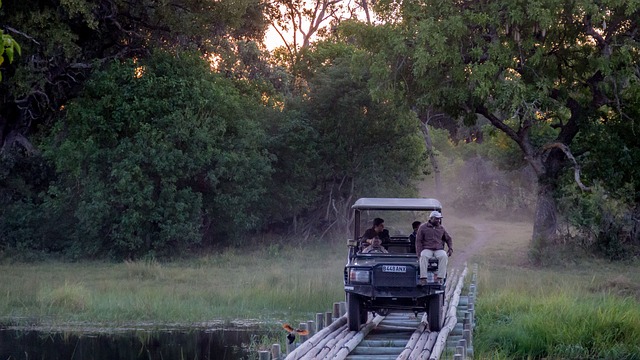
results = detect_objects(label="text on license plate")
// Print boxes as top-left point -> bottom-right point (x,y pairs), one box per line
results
382,265 -> 406,273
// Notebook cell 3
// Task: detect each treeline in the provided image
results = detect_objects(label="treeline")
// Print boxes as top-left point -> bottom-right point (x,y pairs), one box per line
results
0,1 -> 424,259
1,0 -> 640,261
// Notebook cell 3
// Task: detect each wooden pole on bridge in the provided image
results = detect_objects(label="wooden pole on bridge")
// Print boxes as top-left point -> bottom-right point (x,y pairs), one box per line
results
429,264 -> 468,360
284,314 -> 347,360
330,314 -> 385,360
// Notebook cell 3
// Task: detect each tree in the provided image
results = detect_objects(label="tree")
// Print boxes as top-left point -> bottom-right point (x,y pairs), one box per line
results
0,0 -> 267,153
298,40 -> 427,235
266,0 -> 371,69
363,0 -> 640,262
5,51 -> 273,259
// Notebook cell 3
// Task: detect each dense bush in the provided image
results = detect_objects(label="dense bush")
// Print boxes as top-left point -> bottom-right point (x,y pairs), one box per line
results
2,51 -> 273,259
557,184 -> 639,260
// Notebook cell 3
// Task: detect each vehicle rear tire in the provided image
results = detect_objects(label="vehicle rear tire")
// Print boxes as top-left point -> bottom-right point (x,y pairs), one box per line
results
347,293 -> 362,331
428,292 -> 444,332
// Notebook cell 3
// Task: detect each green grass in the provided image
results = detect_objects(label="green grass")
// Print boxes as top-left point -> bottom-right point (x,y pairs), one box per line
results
475,271 -> 640,359
0,242 -> 346,329
455,213 -> 640,360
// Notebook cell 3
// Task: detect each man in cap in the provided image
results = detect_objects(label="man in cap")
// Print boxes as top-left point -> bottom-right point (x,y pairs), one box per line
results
416,211 -> 453,281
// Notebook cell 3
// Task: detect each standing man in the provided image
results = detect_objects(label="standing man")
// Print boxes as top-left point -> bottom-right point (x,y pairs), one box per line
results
416,211 -> 453,280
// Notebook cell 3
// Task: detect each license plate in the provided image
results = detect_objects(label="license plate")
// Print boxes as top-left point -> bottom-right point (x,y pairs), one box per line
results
382,265 -> 406,273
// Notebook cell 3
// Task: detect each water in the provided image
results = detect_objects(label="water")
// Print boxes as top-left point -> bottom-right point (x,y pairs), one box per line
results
0,327 -> 263,359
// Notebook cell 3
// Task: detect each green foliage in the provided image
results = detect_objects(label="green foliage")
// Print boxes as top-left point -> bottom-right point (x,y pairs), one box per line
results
260,106 -> 321,223
557,184 -> 639,260
23,51 -> 273,259
0,0 -> 268,153
0,1 -> 21,81
257,40 -> 427,231
301,41 -> 426,199
574,110 -> 640,201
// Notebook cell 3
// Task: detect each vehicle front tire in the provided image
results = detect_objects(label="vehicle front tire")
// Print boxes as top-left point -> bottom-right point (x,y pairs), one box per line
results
347,293 -> 362,331
428,292 -> 444,332
360,303 -> 368,324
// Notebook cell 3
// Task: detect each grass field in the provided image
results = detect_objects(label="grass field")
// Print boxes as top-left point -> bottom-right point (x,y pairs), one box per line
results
2,214 -> 639,359
0,242 -> 346,330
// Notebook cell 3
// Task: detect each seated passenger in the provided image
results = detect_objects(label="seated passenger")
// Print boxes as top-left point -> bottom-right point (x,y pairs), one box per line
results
362,237 -> 388,253
361,218 -> 391,250
408,221 -> 421,254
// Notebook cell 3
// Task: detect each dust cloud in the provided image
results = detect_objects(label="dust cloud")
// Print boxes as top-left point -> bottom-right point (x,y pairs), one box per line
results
417,156 -> 537,268
418,156 -> 536,222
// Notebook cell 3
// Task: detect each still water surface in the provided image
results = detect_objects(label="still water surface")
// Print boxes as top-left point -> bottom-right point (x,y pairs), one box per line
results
0,327 -> 263,359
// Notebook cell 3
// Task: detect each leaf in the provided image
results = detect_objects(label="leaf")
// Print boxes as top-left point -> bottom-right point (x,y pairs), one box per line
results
4,46 -> 13,63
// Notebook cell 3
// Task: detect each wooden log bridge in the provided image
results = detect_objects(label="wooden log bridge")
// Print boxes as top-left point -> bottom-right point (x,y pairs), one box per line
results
259,263 -> 478,360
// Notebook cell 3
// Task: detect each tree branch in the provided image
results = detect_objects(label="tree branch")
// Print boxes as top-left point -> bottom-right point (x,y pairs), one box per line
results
4,26 -> 41,45
1,130 -> 38,155
543,142 -> 591,191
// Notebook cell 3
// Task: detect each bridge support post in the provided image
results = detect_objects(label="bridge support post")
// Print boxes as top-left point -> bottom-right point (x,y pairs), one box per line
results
307,320 -> 315,337
299,322 -> 309,342
338,301 -> 346,317
316,313 -> 324,332
271,344 -> 281,360
459,338 -> 468,359
332,302 -> 341,321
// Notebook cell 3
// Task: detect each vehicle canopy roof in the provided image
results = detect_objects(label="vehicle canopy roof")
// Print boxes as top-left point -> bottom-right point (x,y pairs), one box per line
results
352,198 -> 442,211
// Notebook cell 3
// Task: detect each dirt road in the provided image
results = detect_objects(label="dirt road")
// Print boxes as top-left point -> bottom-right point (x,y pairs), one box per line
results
447,214 -> 533,269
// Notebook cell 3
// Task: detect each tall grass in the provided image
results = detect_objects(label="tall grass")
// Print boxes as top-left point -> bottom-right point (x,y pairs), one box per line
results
0,242 -> 346,328
476,273 -> 640,359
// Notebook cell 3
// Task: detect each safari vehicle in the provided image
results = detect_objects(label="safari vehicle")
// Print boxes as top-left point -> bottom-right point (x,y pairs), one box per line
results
343,198 -> 446,332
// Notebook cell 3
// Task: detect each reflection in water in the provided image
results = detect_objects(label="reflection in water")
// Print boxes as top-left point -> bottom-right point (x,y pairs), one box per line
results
0,328 -> 260,359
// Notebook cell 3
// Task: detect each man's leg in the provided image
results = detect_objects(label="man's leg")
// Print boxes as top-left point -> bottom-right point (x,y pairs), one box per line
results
419,249 -> 435,278
434,250 -> 448,278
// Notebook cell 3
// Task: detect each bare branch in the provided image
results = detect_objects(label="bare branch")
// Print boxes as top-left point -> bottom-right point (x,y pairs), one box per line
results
1,130 -> 38,156
361,0 -> 371,24
477,104 -> 545,175
4,26 -> 41,45
584,15 -> 611,57
543,142 -> 591,191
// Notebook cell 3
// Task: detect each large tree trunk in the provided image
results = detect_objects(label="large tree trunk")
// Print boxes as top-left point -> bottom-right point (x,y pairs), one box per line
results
531,181 -> 558,265
529,148 -> 568,264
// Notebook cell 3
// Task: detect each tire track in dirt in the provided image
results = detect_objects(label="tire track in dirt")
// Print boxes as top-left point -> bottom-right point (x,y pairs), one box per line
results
449,219 -> 493,269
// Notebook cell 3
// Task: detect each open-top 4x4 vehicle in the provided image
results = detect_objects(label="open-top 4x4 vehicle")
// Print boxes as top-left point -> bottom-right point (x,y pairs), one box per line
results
344,198 -> 445,331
